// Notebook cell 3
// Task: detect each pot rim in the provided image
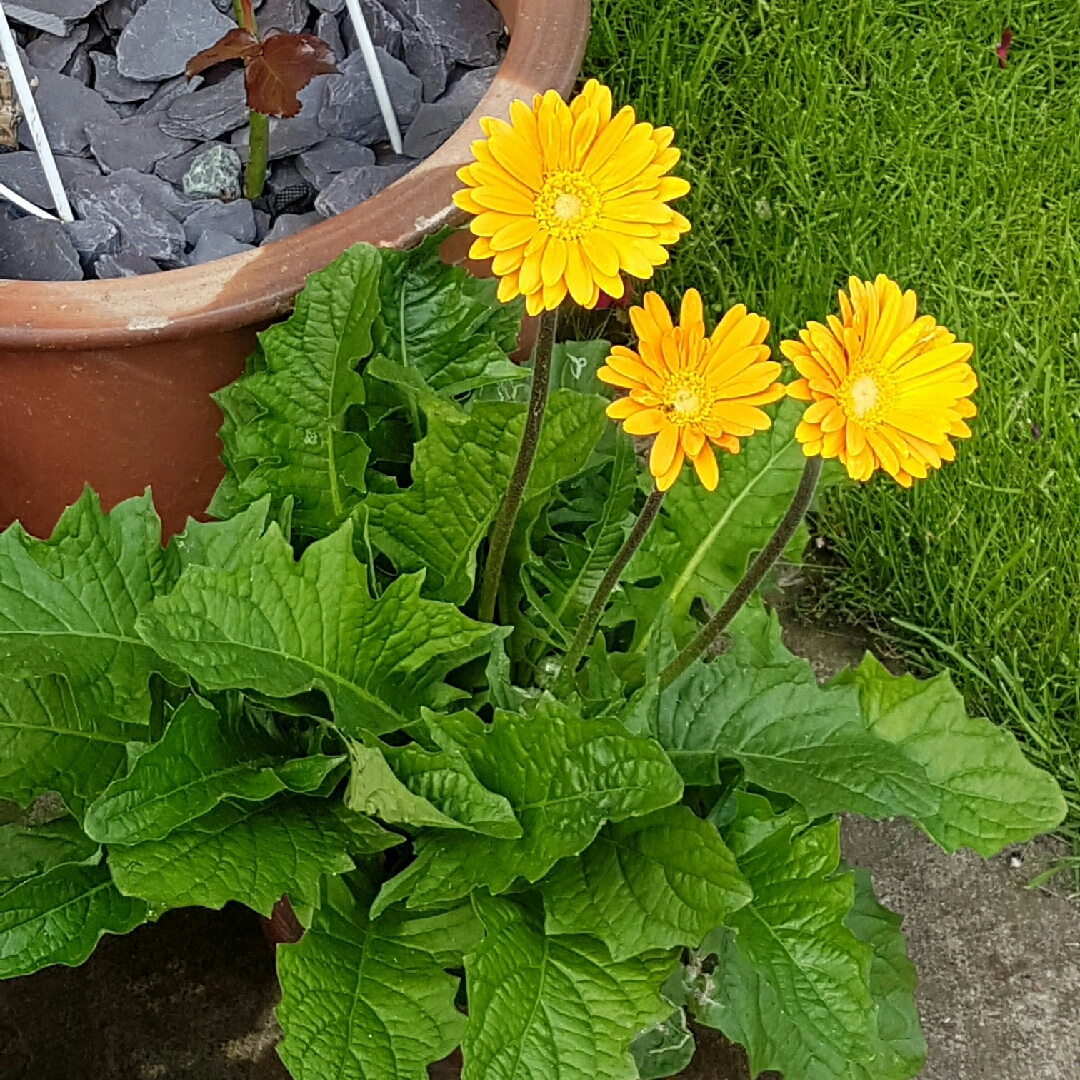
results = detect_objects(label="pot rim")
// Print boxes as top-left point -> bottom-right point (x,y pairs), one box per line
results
0,0 -> 590,351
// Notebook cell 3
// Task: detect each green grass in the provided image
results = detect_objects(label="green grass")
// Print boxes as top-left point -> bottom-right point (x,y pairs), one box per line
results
584,0 -> 1080,828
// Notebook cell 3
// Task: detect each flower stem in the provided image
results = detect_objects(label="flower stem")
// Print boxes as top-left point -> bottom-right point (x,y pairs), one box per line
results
245,110 -> 270,200
477,307 -> 558,624
555,486 -> 665,691
658,455 -> 823,689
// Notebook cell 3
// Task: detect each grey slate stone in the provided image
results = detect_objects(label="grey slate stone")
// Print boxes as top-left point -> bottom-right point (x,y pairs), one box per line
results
181,144 -> 243,200
190,230 -> 254,263
263,158 -> 314,211
63,217 -> 121,264
313,160 -> 410,216
438,63 -> 497,115
401,29 -> 450,101
99,0 -> 150,31
90,51 -> 154,102
315,10 -> 345,61
136,74 -> 202,116
230,81 -> 326,162
94,248 -> 161,276
401,100 -> 463,158
183,198 -> 256,246
263,209 -> 320,242
257,0 -> 310,32
0,217 -> 83,280
296,136 -> 375,190
160,69 -> 248,141
101,166 -> 197,218
63,42 -> 93,84
317,46 -> 419,143
381,0 -> 502,66
310,0 -> 343,12
86,114 -> 193,173
0,151 -> 100,211
17,70 -> 118,154
70,172 -> 187,263
4,0 -> 107,36
253,207 -> 271,241
116,0 -> 235,81
24,20 -> 89,70
341,0 -> 402,58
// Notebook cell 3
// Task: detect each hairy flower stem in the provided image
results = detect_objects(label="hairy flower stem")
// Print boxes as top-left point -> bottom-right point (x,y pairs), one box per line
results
555,487 -> 666,691
478,307 -> 558,624
659,455 -> 824,689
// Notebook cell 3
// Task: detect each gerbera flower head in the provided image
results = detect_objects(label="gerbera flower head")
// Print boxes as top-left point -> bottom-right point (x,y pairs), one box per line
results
783,274 -> 977,487
452,79 -> 691,316
598,290 -> 785,491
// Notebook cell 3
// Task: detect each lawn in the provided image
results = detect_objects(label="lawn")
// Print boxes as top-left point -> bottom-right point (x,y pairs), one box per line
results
584,0 -> 1080,828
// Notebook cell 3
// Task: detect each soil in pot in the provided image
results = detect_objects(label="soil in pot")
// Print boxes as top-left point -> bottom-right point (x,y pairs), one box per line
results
0,0 -> 505,281
0,901 -> 764,1079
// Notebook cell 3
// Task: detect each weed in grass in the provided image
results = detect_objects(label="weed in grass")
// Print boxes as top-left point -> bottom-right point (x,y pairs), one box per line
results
585,0 -> 1080,833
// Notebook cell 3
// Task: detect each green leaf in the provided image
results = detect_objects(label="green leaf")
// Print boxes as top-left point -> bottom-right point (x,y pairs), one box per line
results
373,230 -> 524,396
625,398 -> 811,649
0,489 -> 176,722
720,796 -> 874,1063
345,732 -> 521,837
276,873 -> 467,1080
482,340 -> 612,402
137,520 -> 500,737
371,698 -> 683,914
688,866 -> 923,1080
84,695 -> 331,846
0,818 -> 99,888
539,804 -> 751,960
165,497 -> 273,577
107,795 -> 401,917
630,1010 -> 696,1080
366,389 -> 607,604
0,675 -> 147,819
462,892 -> 677,1080
209,246 -> 379,536
0,859 -> 147,977
832,655 -> 1067,855
527,429 -> 637,643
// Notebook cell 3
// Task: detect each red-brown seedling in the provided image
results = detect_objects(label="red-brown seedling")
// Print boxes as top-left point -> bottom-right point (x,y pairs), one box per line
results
186,27 -> 337,119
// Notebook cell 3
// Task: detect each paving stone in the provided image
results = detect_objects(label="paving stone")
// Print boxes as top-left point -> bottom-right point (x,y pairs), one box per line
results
63,217 -> 121,264
182,197 -> 256,245
4,0 -> 107,36
86,114 -> 193,173
341,0 -> 402,58
263,208 -> 320,242
190,230 -> 254,263
90,51 -> 154,102
180,143 -> 243,200
94,248 -> 161,276
17,69 -> 118,154
24,20 -> 89,70
313,160 -> 410,215
0,216 -> 82,280
317,45 -> 419,143
116,0 -> 234,82
159,68 -> 248,141
401,99 -> 463,158
256,0 -> 310,32
70,172 -> 186,263
296,136 -> 375,190
315,10 -> 345,61
0,151 -> 100,211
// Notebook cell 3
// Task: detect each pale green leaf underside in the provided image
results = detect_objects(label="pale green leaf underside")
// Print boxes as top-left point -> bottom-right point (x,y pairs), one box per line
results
462,893 -> 677,1080
0,859 -> 147,978
540,804 -> 751,960
0,818 -> 99,888
137,521 -> 499,737
276,874 -> 466,1080
0,674 -> 146,820
0,489 -> 175,723
630,1010 -> 696,1080
108,796 -> 401,918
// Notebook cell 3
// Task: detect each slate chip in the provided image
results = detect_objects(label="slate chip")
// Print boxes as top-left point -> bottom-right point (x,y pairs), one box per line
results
5,0 -> 107,37
182,198 -> 257,246
86,115 -> 194,173
94,248 -> 161,277
313,160 -> 412,216
190,231 -> 254,263
71,173 -> 187,263
90,51 -> 154,102
159,69 -> 248,142
115,0 -> 234,81
64,218 -> 121,264
24,21 -> 89,70
0,217 -> 83,280
317,47 -> 420,143
296,137 -> 375,190
17,70 -> 118,155
0,151 -> 101,211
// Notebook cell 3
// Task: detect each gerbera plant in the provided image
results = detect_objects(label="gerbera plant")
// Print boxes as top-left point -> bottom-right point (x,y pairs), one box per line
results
0,83 -> 1063,1080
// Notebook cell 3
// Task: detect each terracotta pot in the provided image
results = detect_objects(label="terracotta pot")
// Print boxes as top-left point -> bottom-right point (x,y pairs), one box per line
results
0,0 -> 590,540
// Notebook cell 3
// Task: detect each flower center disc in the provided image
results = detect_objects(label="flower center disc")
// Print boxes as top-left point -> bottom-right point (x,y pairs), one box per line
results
534,171 -> 601,240
840,368 -> 892,428
663,374 -> 710,425
672,388 -> 700,415
850,375 -> 879,418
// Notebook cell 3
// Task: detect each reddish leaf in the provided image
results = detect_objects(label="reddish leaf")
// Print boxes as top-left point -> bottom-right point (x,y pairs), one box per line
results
186,27 -> 260,79
245,32 -> 338,118
996,27 -> 1012,68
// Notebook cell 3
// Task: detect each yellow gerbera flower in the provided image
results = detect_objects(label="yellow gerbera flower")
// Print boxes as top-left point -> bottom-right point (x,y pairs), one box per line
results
452,79 -> 691,316
598,290 -> 785,491
783,274 -> 977,487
